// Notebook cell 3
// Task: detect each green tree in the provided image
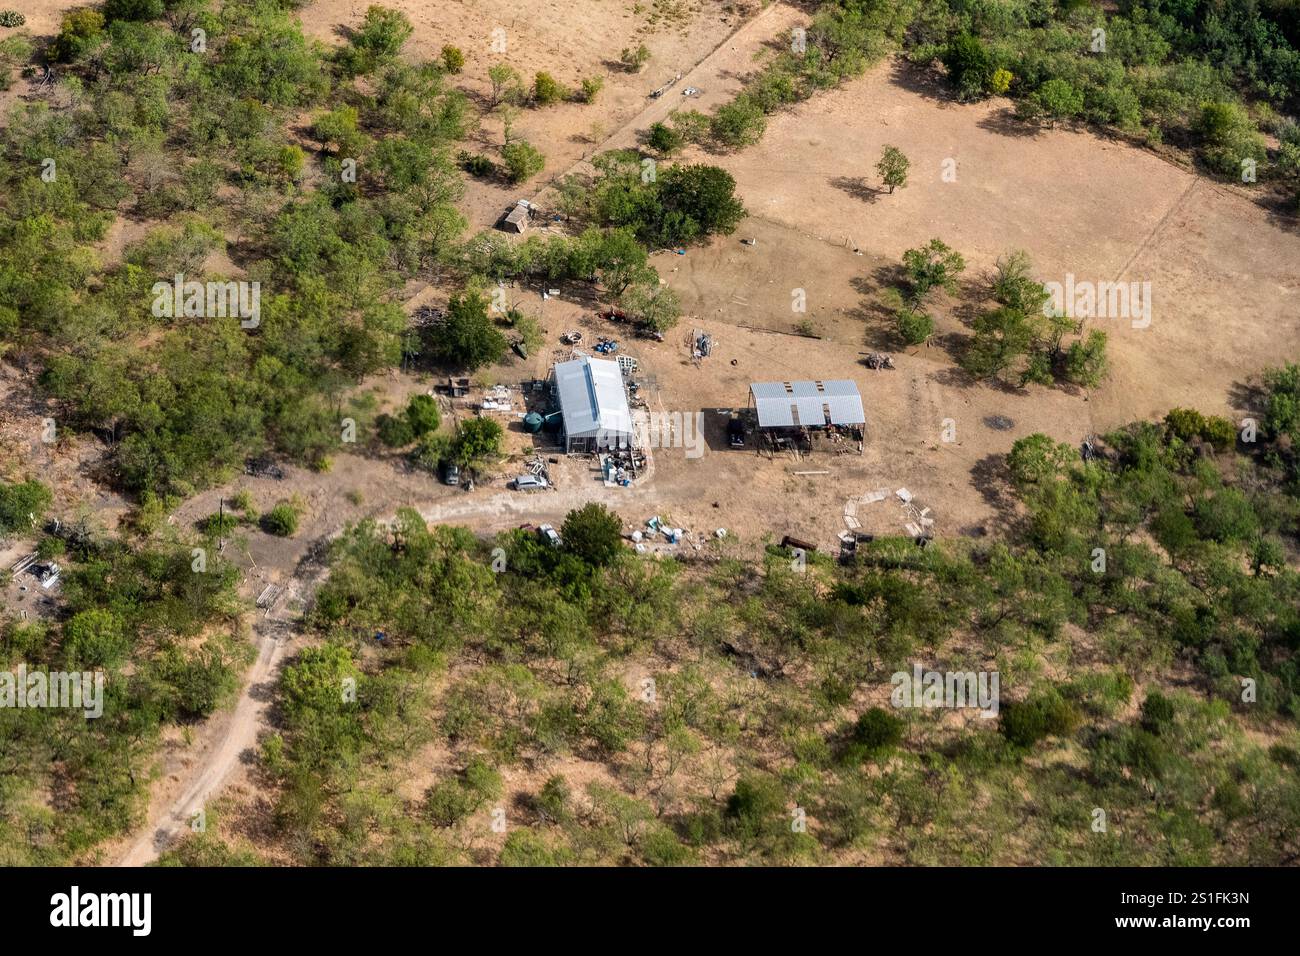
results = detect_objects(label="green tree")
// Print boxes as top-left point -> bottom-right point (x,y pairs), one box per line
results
454,417 -> 504,466
341,5 -> 413,76
876,145 -> 910,193
896,306 -> 932,345
902,238 -> 965,303
647,121 -> 685,155
561,503 -> 624,566
942,33 -> 994,100
431,290 -> 508,370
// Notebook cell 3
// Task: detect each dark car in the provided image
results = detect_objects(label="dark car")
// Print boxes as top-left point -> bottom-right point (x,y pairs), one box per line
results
442,462 -> 460,486
728,418 -> 746,448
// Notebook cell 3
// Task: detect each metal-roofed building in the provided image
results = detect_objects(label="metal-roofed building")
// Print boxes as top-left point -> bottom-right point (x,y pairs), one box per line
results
553,354 -> 634,453
749,379 -> 865,429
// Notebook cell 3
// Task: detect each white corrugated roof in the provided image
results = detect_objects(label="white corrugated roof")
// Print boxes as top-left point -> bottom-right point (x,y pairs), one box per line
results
750,379 -> 865,427
555,355 -> 633,438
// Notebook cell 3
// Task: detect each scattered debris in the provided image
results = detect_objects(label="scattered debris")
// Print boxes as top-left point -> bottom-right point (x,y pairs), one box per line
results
864,352 -> 895,370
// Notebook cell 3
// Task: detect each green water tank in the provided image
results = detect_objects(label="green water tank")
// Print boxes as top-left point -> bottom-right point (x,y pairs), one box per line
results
523,412 -> 544,433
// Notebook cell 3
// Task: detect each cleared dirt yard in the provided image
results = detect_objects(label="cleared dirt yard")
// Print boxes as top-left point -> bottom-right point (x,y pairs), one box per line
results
681,57 -> 1300,434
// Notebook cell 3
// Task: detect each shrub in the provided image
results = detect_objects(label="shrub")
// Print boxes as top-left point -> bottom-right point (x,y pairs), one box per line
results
852,707 -> 905,758
0,479 -> 52,534
999,690 -> 1078,748
459,152 -> 496,178
1165,407 -> 1235,451
405,394 -> 441,437
200,512 -> 241,536
647,121 -> 684,155
51,8 -> 105,63
501,141 -> 545,183
897,307 -> 932,345
1140,691 -> 1176,733
620,44 -> 650,72
260,502 -> 300,537
578,76 -> 604,104
0,10 -> 26,27
103,0 -> 163,22
376,413 -> 415,448
709,97 -> 766,148
440,45 -> 464,74
533,71 -> 566,106
1192,487 -> 1259,544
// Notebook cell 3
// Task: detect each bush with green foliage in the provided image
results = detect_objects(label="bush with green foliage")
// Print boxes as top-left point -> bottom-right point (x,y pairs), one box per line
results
999,691 -> 1078,748
561,503 -> 624,566
440,44 -> 464,74
376,413 -> 415,448
501,140 -> 545,183
260,502 -> 301,537
646,121 -> 685,155
405,394 -> 441,437
0,479 -> 52,535
453,417 -> 504,466
533,71 -> 566,106
430,290 -> 508,370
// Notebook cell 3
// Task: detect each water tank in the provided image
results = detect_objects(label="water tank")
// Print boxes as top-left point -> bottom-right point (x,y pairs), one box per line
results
523,411 -> 544,433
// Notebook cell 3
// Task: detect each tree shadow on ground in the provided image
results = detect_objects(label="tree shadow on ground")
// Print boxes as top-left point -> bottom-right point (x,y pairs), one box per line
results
967,452 -> 1024,538
887,58 -> 959,107
829,175 -> 883,205
976,108 -> 1041,139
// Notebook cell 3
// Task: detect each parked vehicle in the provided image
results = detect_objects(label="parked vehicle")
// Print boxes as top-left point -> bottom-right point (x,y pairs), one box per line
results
538,524 -> 562,548
512,474 -> 550,491
442,461 -> 460,486
728,417 -> 746,448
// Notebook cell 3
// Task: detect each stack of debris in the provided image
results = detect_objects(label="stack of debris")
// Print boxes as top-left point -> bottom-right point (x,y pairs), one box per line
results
481,384 -> 512,412
864,352 -> 895,370
844,487 -> 936,543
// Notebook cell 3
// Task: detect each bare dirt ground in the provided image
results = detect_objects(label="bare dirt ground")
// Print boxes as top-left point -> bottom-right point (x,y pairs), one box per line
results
688,56 -> 1300,434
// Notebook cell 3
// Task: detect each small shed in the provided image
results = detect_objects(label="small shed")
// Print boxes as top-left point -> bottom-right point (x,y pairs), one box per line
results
553,354 -> 634,454
498,200 -> 531,234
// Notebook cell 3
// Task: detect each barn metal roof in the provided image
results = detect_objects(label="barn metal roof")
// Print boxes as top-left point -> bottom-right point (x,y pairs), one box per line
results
750,379 -> 865,428
555,354 -> 633,438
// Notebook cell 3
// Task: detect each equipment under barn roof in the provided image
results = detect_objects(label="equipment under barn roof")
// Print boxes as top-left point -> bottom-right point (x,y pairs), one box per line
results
553,354 -> 634,454
749,380 -> 865,428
